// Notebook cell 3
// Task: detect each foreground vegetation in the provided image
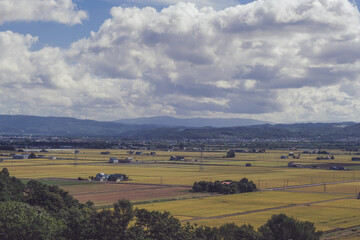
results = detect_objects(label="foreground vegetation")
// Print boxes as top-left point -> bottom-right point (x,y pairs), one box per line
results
0,168 -> 322,240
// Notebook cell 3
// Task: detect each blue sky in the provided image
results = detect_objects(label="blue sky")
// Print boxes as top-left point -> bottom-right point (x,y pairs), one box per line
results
0,0 -> 257,49
1,0 -> 360,123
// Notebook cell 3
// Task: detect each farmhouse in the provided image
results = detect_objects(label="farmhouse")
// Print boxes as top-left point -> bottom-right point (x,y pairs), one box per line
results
221,181 -> 232,185
288,162 -> 302,168
94,173 -> 108,181
107,174 -> 128,182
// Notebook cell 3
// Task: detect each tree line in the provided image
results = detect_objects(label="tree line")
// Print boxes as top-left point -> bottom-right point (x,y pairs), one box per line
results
0,168 -> 321,240
192,178 -> 257,194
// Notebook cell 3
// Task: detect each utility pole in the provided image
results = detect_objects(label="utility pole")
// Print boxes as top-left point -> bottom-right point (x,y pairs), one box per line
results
199,150 -> 204,172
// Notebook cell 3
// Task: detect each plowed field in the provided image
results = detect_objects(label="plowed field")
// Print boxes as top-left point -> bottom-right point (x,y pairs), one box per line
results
61,183 -> 212,206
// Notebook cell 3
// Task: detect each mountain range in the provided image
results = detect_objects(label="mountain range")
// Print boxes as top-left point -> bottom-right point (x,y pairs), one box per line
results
115,116 -> 268,127
0,114 -> 358,140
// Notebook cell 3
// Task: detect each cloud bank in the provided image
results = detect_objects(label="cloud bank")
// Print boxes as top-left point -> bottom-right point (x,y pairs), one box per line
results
1,0 -> 360,122
0,0 -> 88,25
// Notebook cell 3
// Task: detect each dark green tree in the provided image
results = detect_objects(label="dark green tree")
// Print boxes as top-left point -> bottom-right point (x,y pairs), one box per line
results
24,180 -> 79,213
226,150 -> 235,158
0,201 -> 64,240
258,214 -> 322,240
192,182 -> 202,192
130,209 -> 190,240
92,199 -> 134,240
0,168 -> 25,202
57,202 -> 95,240
194,225 -> 220,240
28,152 -> 37,159
219,223 -> 259,240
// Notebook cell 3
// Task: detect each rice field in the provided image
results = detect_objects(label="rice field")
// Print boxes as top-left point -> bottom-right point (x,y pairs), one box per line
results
2,148 -> 360,236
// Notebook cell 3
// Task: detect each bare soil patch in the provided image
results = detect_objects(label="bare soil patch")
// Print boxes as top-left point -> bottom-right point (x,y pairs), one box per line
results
61,183 -> 205,206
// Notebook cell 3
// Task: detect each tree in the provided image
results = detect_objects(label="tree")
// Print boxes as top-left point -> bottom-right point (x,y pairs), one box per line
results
130,209 -> 190,240
113,199 -> 134,237
24,180 -> 80,213
0,168 -> 25,202
258,214 -> 322,240
226,150 -> 235,158
92,199 -> 134,240
219,223 -> 259,240
57,203 -> 95,240
0,201 -> 64,240
28,152 -> 37,159
194,225 -> 220,240
192,182 -> 202,192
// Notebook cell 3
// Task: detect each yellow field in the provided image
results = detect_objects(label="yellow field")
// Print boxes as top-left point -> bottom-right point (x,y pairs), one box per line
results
193,202 -> 360,231
136,192 -> 359,231
2,162 -> 359,188
289,181 -> 360,195
136,191 -> 348,219
2,148 -> 360,235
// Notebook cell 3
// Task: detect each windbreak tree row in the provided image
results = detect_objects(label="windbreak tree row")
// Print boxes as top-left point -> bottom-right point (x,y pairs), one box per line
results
192,178 -> 257,194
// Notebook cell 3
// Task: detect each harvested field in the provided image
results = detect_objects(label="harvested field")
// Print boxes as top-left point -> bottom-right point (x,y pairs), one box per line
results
61,182 -> 212,206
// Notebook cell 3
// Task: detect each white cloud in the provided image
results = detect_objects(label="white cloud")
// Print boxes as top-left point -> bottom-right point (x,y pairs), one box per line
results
1,0 -> 360,122
121,0 -> 240,10
0,0 -> 87,25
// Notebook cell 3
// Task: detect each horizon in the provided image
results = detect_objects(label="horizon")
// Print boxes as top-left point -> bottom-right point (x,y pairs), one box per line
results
1,0 -> 360,123
0,113 -> 358,126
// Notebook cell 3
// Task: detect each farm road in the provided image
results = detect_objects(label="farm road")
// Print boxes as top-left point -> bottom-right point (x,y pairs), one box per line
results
180,195 -> 356,223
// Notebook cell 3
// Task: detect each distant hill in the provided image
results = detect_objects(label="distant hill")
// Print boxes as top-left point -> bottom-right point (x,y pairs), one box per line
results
115,116 -> 268,128
0,115 -> 150,136
121,122 -> 359,140
0,115 -> 358,140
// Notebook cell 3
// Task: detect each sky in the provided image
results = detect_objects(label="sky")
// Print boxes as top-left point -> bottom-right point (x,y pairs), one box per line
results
0,0 -> 360,123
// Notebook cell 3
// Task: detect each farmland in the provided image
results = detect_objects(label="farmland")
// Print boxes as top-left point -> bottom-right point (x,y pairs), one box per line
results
1,148 -> 360,238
